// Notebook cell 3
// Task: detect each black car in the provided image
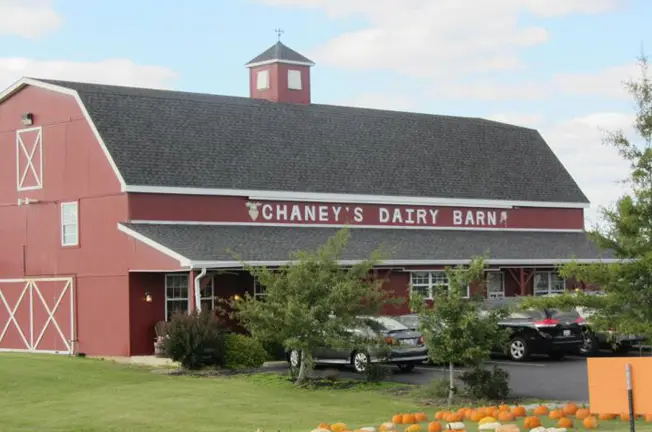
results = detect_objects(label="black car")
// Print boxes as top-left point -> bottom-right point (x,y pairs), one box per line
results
287,315 -> 428,373
481,298 -> 584,361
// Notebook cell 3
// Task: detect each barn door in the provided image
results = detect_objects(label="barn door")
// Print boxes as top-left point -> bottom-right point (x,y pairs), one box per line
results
0,277 -> 75,354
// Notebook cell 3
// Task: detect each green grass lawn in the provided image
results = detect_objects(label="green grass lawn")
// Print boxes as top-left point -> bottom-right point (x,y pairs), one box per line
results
0,353 -> 650,432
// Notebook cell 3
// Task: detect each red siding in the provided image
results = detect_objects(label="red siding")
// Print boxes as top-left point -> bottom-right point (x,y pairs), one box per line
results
128,194 -> 585,230
129,273 -> 166,355
0,85 -> 182,357
248,63 -> 311,104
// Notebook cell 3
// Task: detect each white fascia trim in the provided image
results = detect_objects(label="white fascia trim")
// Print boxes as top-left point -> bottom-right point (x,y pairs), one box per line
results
188,258 -> 625,269
0,77 -> 127,192
245,59 -> 315,68
117,223 -> 191,267
124,185 -> 590,209
128,219 -> 585,233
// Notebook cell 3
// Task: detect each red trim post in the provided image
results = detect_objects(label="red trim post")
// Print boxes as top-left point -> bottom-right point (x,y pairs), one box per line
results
188,270 -> 196,312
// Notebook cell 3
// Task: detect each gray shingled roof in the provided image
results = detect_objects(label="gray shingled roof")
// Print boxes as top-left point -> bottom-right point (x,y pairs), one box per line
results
245,41 -> 314,66
35,78 -> 589,203
121,224 -> 613,263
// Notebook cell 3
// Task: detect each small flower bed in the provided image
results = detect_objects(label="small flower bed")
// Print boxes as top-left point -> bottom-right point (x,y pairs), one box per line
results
309,402 -> 652,432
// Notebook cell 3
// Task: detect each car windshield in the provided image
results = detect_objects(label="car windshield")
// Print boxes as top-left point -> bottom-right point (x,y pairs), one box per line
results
548,308 -> 582,321
362,316 -> 409,332
397,315 -> 420,329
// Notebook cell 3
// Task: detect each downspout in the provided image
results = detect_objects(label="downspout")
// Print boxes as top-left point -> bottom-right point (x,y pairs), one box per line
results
194,268 -> 207,313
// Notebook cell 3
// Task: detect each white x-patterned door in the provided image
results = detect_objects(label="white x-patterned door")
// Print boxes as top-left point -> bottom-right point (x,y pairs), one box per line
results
16,126 -> 43,191
0,278 -> 75,354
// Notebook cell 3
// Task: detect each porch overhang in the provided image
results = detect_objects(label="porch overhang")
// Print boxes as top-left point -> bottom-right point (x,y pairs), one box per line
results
117,222 -> 622,270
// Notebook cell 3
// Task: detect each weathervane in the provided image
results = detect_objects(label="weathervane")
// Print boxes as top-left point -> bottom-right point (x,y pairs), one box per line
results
275,28 -> 284,41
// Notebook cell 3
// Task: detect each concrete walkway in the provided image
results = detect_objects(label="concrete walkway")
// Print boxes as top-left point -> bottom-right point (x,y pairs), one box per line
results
95,355 -> 287,369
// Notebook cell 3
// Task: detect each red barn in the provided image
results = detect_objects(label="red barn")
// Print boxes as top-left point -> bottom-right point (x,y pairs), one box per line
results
0,41 -> 615,357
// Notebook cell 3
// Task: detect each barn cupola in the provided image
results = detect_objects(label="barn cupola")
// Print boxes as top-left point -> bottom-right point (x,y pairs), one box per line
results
245,35 -> 315,104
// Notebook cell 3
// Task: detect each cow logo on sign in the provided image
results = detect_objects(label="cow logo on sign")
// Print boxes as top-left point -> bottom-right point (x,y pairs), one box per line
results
245,201 -> 262,221
500,211 -> 508,225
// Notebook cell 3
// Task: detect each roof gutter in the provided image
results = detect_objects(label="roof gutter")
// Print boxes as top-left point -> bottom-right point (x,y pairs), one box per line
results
193,267 -> 207,312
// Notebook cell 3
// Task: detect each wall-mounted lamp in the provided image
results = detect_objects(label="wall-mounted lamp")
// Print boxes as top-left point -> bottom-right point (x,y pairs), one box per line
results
232,294 -> 242,302
22,112 -> 33,126
145,291 -> 152,303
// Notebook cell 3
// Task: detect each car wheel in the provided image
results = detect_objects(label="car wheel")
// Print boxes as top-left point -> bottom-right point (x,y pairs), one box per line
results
288,349 -> 301,368
508,337 -> 530,361
580,331 -> 599,356
352,351 -> 370,373
548,351 -> 565,361
397,363 -> 415,373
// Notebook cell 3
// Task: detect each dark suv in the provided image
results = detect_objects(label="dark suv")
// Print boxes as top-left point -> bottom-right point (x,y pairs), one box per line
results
481,298 -> 584,361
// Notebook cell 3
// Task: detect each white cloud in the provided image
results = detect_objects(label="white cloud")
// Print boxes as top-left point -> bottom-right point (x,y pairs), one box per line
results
0,0 -> 62,38
0,58 -> 178,91
430,62 -> 639,101
258,0 -> 622,78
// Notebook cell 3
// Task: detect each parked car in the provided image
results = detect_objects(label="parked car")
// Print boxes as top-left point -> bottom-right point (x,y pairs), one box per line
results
286,315 -> 428,373
542,291 -> 647,355
482,298 -> 585,361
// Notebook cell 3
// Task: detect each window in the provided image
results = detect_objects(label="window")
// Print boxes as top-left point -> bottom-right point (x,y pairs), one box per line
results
486,272 -> 505,299
60,202 -> 78,246
410,271 -> 470,299
253,278 -> 266,301
288,69 -> 302,90
256,69 -> 270,90
199,275 -> 215,312
165,274 -> 189,319
533,271 -> 566,296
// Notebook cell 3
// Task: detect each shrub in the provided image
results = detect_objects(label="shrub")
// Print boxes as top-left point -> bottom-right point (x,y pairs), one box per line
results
414,377 -> 457,399
224,333 -> 268,369
163,310 -> 227,370
363,363 -> 391,382
459,365 -> 511,401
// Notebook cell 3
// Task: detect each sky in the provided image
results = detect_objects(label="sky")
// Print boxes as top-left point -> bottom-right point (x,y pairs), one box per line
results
2,0 -> 651,227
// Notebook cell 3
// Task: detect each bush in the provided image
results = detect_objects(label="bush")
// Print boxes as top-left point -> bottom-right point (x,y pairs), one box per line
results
224,333 -> 268,369
363,363 -> 391,382
415,377 -> 457,399
459,365 -> 511,401
163,310 -> 227,370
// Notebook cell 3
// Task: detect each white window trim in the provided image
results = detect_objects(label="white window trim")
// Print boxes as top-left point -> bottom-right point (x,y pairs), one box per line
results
486,271 -> 505,299
16,126 -> 43,191
256,69 -> 270,90
253,278 -> 266,300
165,273 -> 189,319
199,274 -> 216,310
288,69 -> 302,90
410,271 -> 470,300
533,271 -> 566,296
60,201 -> 79,247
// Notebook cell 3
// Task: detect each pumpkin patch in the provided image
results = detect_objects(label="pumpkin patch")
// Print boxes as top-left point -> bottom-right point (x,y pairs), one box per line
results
312,404 -> 652,432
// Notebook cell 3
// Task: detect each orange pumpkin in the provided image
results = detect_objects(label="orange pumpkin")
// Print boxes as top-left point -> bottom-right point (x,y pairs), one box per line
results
428,421 -> 443,432
499,404 -> 511,412
511,406 -> 527,418
575,408 -> 590,420
533,405 -> 549,416
549,409 -> 564,420
498,411 -> 515,422
464,408 -> 474,420
392,414 -> 403,424
447,413 -> 463,422
619,413 -> 630,421
524,416 -> 542,429
645,414 -> 652,423
558,417 -> 574,428
415,413 -> 428,423
598,413 -> 616,421
435,411 -> 446,421
583,416 -> 598,429
403,414 -> 417,424
318,423 -> 330,430
563,403 -> 579,416
470,411 -> 485,422
475,408 -> 488,417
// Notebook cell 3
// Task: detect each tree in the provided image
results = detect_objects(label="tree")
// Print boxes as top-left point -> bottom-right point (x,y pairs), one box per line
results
520,54 -> 652,341
409,257 -> 510,405
227,228 -> 400,385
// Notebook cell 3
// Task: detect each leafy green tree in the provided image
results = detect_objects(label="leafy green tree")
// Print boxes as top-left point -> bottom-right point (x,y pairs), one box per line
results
520,54 -> 652,341
227,228 -> 400,385
410,257 -> 510,405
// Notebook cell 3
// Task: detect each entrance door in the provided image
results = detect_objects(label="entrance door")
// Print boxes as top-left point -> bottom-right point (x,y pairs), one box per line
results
0,277 -> 76,354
